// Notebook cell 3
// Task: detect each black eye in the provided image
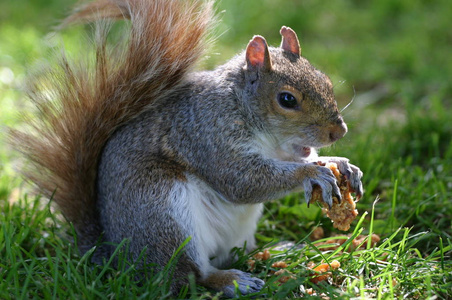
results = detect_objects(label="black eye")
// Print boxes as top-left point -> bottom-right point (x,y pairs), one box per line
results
278,92 -> 299,109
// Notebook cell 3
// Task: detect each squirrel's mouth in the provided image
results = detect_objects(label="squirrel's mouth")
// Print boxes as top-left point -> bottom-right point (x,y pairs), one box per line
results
292,145 -> 311,158
277,137 -> 314,161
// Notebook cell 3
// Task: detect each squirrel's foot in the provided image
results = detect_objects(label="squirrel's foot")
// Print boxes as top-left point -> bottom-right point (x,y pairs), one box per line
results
318,157 -> 364,198
302,163 -> 341,208
222,269 -> 265,297
201,269 -> 264,298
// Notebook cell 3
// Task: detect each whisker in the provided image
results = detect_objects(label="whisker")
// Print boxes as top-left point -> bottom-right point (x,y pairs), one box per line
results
333,80 -> 346,89
340,85 -> 356,113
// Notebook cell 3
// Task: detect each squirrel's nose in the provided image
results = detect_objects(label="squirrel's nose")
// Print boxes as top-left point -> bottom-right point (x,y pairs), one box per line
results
329,119 -> 348,142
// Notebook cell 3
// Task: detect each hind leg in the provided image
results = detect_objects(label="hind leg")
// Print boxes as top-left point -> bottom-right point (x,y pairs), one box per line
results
97,158 -> 203,290
98,157 -> 264,296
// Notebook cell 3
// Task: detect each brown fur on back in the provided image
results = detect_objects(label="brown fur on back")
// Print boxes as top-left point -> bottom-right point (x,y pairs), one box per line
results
10,0 -> 214,251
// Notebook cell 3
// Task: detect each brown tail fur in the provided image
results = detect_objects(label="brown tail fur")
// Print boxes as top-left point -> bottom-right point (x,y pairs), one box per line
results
10,0 -> 214,252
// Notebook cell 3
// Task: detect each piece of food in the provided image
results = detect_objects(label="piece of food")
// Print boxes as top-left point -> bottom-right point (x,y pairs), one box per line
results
309,226 -> 325,241
247,249 -> 271,271
310,162 -> 358,231
274,269 -> 295,283
271,261 -> 288,268
253,249 -> 271,261
309,260 -> 341,284
314,233 -> 381,252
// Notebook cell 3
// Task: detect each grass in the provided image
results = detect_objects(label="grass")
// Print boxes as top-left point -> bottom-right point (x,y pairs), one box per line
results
1,0 -> 451,299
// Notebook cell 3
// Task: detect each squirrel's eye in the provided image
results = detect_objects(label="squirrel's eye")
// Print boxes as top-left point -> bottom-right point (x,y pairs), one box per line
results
278,92 -> 299,109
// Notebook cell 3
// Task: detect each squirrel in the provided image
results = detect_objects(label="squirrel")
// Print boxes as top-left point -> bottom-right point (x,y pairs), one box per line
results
11,0 -> 363,297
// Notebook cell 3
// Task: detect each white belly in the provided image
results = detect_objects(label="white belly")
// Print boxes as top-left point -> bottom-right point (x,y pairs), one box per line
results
169,174 -> 263,272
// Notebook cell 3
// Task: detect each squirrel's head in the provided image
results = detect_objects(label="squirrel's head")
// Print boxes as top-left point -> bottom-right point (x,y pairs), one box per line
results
242,26 -> 347,159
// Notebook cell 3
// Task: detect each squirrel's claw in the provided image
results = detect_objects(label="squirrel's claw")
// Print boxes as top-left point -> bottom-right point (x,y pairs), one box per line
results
334,159 -> 364,199
317,157 -> 364,199
303,165 -> 341,209
333,189 -> 342,204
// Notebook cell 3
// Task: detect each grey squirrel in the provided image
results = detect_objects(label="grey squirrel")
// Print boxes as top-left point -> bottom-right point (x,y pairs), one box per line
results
11,0 -> 363,297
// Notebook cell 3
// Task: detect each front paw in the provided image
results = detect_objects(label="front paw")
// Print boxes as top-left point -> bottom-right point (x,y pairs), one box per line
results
302,163 -> 341,208
319,157 -> 363,198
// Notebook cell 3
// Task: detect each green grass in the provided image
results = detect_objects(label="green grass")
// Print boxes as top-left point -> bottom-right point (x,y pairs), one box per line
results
1,0 -> 451,299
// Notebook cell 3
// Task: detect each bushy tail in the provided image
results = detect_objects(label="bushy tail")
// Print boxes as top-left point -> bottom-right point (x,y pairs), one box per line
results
11,0 -> 214,251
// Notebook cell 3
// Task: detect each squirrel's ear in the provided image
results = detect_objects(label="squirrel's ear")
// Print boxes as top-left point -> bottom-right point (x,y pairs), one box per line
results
280,26 -> 301,56
245,35 -> 272,71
